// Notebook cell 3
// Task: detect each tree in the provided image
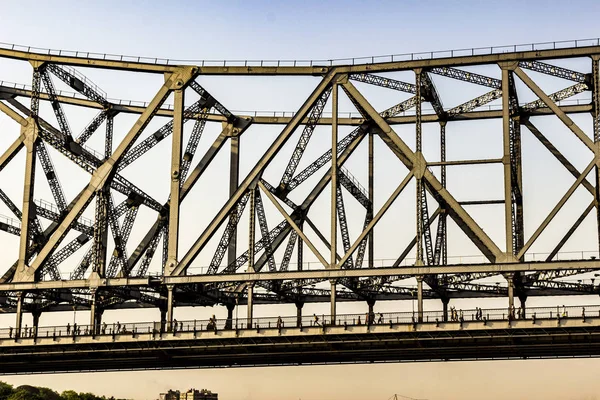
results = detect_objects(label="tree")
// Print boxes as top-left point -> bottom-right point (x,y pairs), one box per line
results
60,390 -> 80,400
7,389 -> 43,400
38,387 -> 61,400
0,382 -> 13,400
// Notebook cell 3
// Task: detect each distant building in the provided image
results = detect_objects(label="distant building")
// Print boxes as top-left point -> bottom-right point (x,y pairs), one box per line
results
160,390 -> 180,400
181,388 -> 218,400
160,388 -> 217,400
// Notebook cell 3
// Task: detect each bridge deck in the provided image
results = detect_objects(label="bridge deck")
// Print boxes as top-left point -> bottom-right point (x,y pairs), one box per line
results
1,306 -> 600,374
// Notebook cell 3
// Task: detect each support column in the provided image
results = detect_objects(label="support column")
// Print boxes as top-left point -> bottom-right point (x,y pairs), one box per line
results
228,136 -> 240,267
15,65 -> 43,282
297,235 -> 303,274
248,189 -> 256,273
95,309 -> 104,332
32,309 -> 41,338
105,112 -> 114,159
442,297 -> 449,322
368,130 -> 374,268
507,275 -> 515,317
16,125 -> 39,280
247,283 -> 254,327
15,292 -> 24,338
92,189 -> 109,277
226,303 -> 234,329
331,83 -> 338,269
166,285 -> 174,332
415,69 -> 424,266
440,121 -> 448,264
519,294 -> 527,319
592,56 -> 600,254
159,305 -> 167,333
417,276 -> 424,322
166,88 -> 185,276
89,288 -> 97,331
501,67 -> 514,256
500,64 -> 522,258
367,300 -> 375,325
330,280 -> 337,325
296,302 -> 303,327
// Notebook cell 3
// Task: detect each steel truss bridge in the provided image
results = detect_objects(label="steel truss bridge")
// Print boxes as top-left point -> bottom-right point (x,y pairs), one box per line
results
0,38 -> 600,373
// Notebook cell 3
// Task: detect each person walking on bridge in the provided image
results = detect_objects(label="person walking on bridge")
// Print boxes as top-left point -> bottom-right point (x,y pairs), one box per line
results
313,314 -> 320,326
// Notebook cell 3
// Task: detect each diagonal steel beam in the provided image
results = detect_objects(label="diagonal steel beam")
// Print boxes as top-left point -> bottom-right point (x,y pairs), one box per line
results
341,80 -> 503,262
0,101 -> 28,126
517,159 -> 596,259
20,67 -> 197,281
258,180 -> 329,269
514,66 -> 595,152
174,71 -> 337,275
337,171 -> 414,268
546,200 -> 595,262
523,119 -> 595,196
348,73 -> 416,93
519,60 -> 587,83
0,135 -> 25,171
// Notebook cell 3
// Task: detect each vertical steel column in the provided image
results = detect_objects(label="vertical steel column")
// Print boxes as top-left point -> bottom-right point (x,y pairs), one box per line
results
368,130 -> 374,268
159,306 -> 167,333
297,235 -> 303,272
93,189 -> 109,277
507,275 -> 515,315
296,302 -> 303,327
228,136 -> 240,267
166,89 -> 185,275
415,69 -> 424,266
105,113 -> 113,159
519,294 -> 527,319
442,297 -> 449,322
89,288 -> 97,331
32,310 -> 41,336
592,57 -> 600,253
16,67 -> 41,280
501,67 -> 515,256
367,300 -> 375,325
330,280 -> 337,325
166,285 -> 174,331
417,276 -> 423,322
15,292 -> 24,337
440,121 -> 447,264
247,283 -> 254,327
226,304 -> 234,329
331,83 -> 338,269
95,309 -> 103,331
248,189 -> 256,273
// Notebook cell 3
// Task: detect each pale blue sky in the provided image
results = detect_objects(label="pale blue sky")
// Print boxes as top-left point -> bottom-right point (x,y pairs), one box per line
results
1,1 -> 600,399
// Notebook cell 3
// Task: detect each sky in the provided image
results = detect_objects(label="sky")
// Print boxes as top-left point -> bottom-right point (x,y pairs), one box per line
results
1,0 -> 600,399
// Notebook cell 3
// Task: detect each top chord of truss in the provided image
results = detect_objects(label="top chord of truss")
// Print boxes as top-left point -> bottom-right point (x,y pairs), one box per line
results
1,38 -> 600,74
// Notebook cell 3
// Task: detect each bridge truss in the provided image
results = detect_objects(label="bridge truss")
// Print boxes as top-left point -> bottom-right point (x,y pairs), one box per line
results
0,40 -> 599,338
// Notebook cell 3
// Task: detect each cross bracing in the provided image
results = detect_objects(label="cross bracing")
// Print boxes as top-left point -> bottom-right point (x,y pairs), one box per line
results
0,39 -> 599,338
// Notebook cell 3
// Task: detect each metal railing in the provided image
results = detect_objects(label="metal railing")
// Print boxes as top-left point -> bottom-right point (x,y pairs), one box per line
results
1,38 -> 599,67
0,213 -> 20,229
35,198 -> 94,227
2,304 -> 598,341
178,250 -> 599,275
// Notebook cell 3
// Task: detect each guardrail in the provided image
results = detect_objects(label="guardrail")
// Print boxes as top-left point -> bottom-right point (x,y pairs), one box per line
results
176,251 -> 600,275
2,304 -> 598,340
1,38 -> 599,67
